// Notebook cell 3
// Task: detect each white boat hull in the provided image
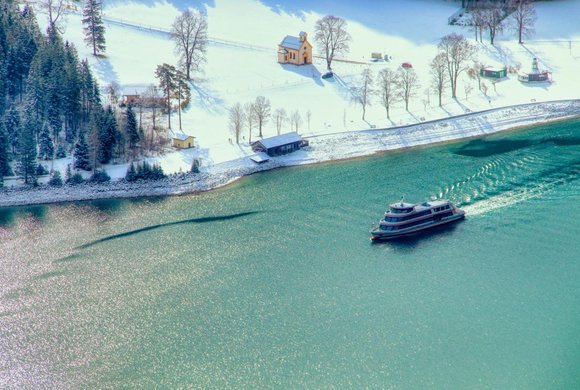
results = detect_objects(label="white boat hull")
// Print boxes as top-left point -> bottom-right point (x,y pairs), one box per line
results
370,211 -> 465,241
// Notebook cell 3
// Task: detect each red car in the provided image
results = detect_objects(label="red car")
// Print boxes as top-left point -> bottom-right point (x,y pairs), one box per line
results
401,62 -> 413,68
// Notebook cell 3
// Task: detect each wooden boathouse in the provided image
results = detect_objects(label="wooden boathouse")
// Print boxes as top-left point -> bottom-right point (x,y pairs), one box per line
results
251,132 -> 307,157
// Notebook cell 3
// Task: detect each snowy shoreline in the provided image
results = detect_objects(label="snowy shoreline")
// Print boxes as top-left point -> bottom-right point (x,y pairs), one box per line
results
1,100 -> 579,208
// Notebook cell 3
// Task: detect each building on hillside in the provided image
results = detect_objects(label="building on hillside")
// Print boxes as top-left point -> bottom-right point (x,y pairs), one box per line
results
277,31 -> 313,65
172,133 -> 195,149
118,85 -> 149,107
117,85 -> 166,107
518,57 -> 552,83
480,66 -> 507,79
251,132 -> 308,157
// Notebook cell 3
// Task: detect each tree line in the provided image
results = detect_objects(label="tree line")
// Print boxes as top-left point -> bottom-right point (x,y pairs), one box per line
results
228,96 -> 311,144
0,2 -> 137,187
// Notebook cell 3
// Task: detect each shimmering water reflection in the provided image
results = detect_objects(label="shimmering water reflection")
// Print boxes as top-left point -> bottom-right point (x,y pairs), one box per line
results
1,120 -> 580,388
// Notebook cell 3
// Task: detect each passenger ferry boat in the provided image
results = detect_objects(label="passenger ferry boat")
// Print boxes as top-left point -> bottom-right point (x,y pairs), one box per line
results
370,198 -> 465,241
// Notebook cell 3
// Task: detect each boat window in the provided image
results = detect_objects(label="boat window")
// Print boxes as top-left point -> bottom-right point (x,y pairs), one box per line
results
415,210 -> 432,218
390,207 -> 413,214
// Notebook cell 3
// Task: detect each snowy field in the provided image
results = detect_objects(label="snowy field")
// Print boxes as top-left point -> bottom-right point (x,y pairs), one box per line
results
3,0 -> 580,205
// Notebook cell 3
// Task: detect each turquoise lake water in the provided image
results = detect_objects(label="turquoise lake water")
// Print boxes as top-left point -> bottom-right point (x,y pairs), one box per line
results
1,120 -> 580,388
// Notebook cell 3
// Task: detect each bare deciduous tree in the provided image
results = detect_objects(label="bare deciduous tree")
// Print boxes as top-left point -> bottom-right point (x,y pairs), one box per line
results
171,9 -> 208,80
106,81 -> 121,107
396,67 -> 419,111
141,84 -> 163,132
253,96 -> 271,138
244,102 -> 256,143
464,83 -> 474,100
467,60 -> 485,91
377,68 -> 397,120
314,15 -> 351,72
229,103 -> 245,144
430,52 -> 448,107
484,2 -> 504,45
469,5 -> 486,43
351,68 -> 374,120
290,110 -> 302,132
481,81 -> 488,97
509,0 -> 537,44
438,33 -> 476,99
39,0 -> 68,32
274,108 -> 287,135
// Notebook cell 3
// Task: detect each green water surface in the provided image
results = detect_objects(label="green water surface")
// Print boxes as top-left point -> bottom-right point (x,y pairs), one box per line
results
1,120 -> 579,388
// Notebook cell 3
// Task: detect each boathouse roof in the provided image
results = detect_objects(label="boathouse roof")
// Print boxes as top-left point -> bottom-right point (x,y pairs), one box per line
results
252,132 -> 303,149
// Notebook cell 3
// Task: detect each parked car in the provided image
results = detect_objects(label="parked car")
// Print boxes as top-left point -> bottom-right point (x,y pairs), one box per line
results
401,62 -> 413,68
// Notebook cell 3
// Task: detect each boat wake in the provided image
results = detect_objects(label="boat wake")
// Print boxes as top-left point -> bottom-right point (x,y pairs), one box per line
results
432,156 -> 580,217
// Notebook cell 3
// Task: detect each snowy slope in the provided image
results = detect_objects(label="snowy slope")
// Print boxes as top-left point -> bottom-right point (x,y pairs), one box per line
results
12,0 -> 580,192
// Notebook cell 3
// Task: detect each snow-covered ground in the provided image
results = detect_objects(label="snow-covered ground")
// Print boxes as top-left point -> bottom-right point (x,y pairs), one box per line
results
2,100 -> 579,207
3,0 -> 580,206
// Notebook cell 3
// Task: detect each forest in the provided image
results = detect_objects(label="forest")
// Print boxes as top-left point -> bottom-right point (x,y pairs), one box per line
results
0,0 -> 142,187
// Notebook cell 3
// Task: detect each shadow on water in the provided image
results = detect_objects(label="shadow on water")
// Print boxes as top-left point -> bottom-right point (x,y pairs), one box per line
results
454,136 -> 580,158
75,211 -> 260,250
0,205 -> 48,227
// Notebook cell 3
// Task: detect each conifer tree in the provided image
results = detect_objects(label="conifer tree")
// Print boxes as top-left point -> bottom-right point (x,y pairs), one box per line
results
38,122 -> 54,160
63,42 -> 81,142
98,105 -> 118,164
155,63 -> 178,129
64,163 -> 72,182
17,114 -> 38,184
126,104 -> 140,151
56,144 -> 66,158
48,170 -> 63,186
5,5 -> 40,103
79,59 -> 100,123
82,0 -> 106,56
74,131 -> 91,171
125,162 -> 136,182
3,107 -> 21,156
0,120 -> 13,176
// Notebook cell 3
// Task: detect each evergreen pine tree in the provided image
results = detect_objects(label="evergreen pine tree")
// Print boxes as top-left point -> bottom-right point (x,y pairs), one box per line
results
98,105 -> 118,164
4,107 -> 21,156
48,170 -> 63,186
82,0 -> 106,56
74,131 -> 91,171
38,122 -> 54,160
0,120 -> 13,176
126,104 -> 140,150
152,163 -> 165,180
35,163 -> 48,176
155,63 -> 178,129
191,158 -> 200,173
56,144 -> 66,158
5,5 -> 40,103
79,59 -> 101,124
125,162 -> 136,182
63,42 -> 81,142
65,163 -> 72,183
17,113 -> 38,184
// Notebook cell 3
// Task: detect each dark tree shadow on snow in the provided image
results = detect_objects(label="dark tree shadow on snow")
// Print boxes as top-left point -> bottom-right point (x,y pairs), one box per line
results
189,79 -> 226,114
